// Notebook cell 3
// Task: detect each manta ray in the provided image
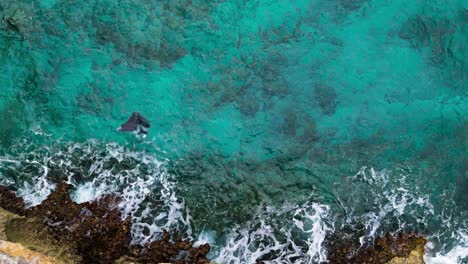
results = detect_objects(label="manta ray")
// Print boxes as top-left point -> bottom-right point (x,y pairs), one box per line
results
117,112 -> 150,137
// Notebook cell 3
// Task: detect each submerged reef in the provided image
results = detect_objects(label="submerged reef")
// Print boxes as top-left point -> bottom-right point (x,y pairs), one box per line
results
313,83 -> 338,115
0,183 -> 211,264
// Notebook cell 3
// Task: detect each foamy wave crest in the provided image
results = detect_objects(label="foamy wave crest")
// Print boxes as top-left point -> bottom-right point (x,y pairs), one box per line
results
0,139 -> 192,244
425,228 -> 468,264
340,167 -> 434,245
336,166 -> 467,263
215,202 -> 333,264
0,154 -> 55,206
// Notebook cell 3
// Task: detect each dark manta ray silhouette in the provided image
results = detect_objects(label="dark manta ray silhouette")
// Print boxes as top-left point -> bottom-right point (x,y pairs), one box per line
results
117,112 -> 150,137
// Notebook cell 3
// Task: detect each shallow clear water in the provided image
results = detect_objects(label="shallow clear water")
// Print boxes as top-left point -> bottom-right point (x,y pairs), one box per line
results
0,0 -> 467,263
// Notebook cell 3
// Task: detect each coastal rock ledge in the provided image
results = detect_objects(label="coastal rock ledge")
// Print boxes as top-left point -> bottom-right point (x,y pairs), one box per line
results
328,232 -> 427,264
0,182 -> 426,264
0,240 -> 63,264
0,183 -> 211,264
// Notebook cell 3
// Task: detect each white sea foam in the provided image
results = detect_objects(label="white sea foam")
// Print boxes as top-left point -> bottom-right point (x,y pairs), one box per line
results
71,181 -> 97,203
16,158 -> 56,207
64,141 -> 192,244
215,202 -> 333,264
294,203 -> 331,262
194,229 -> 217,247
0,139 -> 191,245
348,167 -> 434,246
0,159 -> 20,164
1,144 -> 467,264
425,244 -> 468,264
425,229 -> 468,264
341,167 -> 467,264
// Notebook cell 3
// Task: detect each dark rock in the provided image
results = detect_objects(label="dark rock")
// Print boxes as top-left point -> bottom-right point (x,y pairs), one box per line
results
27,183 -> 131,263
238,96 -> 260,117
93,13 -> 186,67
129,230 -> 211,264
0,186 -> 26,216
198,243 -> 211,255
314,83 -> 338,115
339,0 -> 367,11
281,110 -> 319,145
260,65 -> 289,98
0,183 -> 212,264
398,15 -> 456,65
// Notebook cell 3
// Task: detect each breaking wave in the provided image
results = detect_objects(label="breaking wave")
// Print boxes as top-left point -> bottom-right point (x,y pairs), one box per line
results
0,138 -> 191,245
215,202 -> 333,264
0,138 -> 466,263
214,167 -> 467,263
425,229 -> 468,264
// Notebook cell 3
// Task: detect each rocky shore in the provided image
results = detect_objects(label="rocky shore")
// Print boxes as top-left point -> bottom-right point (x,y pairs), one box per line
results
0,183 -> 427,264
328,232 -> 426,264
0,183 -> 211,264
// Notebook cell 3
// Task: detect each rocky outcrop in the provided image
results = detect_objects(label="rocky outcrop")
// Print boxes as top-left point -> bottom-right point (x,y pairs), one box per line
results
0,183 -> 212,264
0,207 -> 22,241
386,245 -> 425,264
0,240 -> 63,264
0,186 -> 26,216
128,230 -> 212,264
328,232 -> 427,264
27,183 -> 131,263
0,206 -> 79,263
1,183 -> 428,264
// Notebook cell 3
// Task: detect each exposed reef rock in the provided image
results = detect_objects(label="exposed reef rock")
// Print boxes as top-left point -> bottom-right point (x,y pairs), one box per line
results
128,230 -> 211,264
0,183 -> 211,264
328,232 -> 426,264
27,183 -> 131,263
0,186 -> 26,216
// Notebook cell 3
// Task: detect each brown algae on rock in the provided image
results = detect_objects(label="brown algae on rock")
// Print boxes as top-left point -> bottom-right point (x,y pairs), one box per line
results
0,182 -> 212,264
328,232 -> 427,264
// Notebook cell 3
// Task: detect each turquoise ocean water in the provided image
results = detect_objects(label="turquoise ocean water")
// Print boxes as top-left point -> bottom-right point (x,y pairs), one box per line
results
0,0 -> 467,263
